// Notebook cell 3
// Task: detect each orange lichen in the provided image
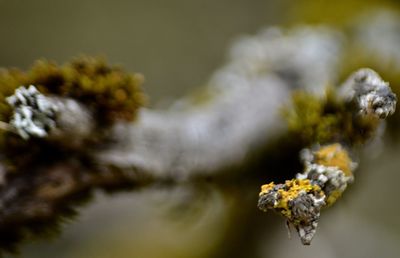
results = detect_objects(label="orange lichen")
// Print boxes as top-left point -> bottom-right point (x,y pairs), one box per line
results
313,143 -> 353,176
259,179 -> 323,219
259,182 -> 275,195
325,190 -> 343,207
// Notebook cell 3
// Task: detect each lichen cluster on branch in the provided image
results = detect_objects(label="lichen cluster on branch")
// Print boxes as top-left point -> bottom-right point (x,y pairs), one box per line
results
258,68 -> 396,245
258,144 -> 354,245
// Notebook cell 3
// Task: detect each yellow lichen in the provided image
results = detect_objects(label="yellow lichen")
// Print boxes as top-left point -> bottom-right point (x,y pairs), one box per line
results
259,179 -> 322,219
260,182 -> 275,196
325,189 -> 343,207
283,179 -> 318,199
314,143 -> 353,177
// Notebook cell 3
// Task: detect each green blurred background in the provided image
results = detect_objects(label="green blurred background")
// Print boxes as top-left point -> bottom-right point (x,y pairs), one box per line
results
1,0 -> 400,257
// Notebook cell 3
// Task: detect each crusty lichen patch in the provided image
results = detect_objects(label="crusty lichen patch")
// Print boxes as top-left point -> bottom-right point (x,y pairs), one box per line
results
258,179 -> 325,245
298,144 -> 355,207
259,143 -> 356,244
259,179 -> 323,219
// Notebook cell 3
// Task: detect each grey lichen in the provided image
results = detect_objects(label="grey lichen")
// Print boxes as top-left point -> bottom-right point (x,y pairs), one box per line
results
6,85 -> 57,139
341,68 -> 397,119
297,163 -> 352,204
297,144 -> 355,206
290,192 -> 325,245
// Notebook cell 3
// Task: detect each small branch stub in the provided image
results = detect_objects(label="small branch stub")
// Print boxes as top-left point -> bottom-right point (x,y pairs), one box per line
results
258,179 -> 325,245
342,68 -> 397,119
258,144 -> 355,245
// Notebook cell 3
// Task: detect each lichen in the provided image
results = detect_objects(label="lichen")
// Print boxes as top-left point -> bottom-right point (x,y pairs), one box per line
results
259,179 -> 323,218
259,143 -> 356,244
0,57 -> 148,252
312,143 -> 353,176
258,179 -> 325,245
338,48 -> 400,135
6,85 -> 57,139
298,144 -> 355,206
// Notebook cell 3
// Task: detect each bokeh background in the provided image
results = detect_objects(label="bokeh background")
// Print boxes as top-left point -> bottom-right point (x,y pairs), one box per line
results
1,0 -> 400,257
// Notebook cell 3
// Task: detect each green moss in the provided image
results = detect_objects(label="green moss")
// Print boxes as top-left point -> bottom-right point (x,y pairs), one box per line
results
0,56 -> 147,127
0,58 -> 150,251
0,56 -> 148,175
283,89 -> 379,146
0,69 -> 26,122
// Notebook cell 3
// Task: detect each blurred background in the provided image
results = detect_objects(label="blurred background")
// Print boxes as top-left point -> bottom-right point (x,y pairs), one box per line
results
1,0 -> 400,257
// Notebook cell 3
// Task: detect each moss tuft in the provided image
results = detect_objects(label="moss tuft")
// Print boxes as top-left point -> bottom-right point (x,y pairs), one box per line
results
283,89 -> 380,146
0,56 -> 146,127
0,56 -> 148,186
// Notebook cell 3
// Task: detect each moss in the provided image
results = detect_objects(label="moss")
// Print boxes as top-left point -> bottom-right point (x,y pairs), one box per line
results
283,89 -> 380,147
0,69 -> 26,123
0,56 -> 146,127
0,56 -> 147,179
286,0 -> 400,136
